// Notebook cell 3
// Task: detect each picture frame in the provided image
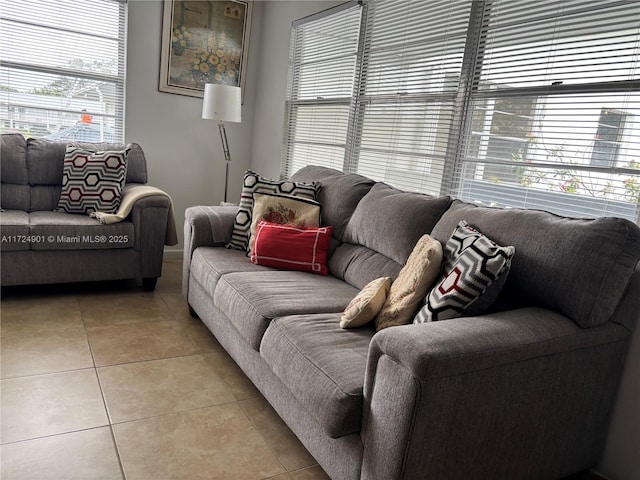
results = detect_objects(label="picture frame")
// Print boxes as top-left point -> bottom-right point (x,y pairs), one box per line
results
159,0 -> 252,100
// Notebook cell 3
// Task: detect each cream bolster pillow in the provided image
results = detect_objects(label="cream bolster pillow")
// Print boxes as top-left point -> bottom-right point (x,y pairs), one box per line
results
375,234 -> 443,331
340,277 -> 392,329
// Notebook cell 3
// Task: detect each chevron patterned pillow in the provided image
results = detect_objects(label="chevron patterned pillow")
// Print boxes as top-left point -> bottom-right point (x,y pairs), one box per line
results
414,221 -> 515,323
57,145 -> 129,215
227,170 -> 321,251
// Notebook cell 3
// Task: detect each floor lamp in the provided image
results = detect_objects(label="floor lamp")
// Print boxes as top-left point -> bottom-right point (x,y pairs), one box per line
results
201,83 -> 241,204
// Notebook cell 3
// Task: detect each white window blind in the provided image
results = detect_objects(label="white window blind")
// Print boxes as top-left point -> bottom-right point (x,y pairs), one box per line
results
354,0 -> 472,195
283,0 -> 640,225
454,0 -> 640,223
282,1 -> 362,177
0,0 -> 127,143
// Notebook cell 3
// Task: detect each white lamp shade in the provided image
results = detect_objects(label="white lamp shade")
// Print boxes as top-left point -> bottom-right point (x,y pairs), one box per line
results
201,84 -> 241,123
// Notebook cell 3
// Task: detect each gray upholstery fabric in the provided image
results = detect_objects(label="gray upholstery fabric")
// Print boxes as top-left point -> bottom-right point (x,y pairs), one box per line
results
130,195 -> 171,279
186,280 -> 364,480
29,185 -> 62,212
610,264 -> 640,331
291,165 -> 375,241
260,313 -> 373,438
189,247 -> 274,295
1,184 -> 30,211
1,134 -> 168,287
182,165 -> 638,480
29,211 -> 134,250
1,134 -> 30,210
360,355 -> 418,480
343,183 -> 451,265
367,308 -> 628,381
24,138 -> 65,185
0,210 -> 31,251
183,205 -> 239,297
0,133 -> 28,184
363,314 -> 629,480
431,200 -> 640,327
213,271 -> 359,351
26,138 -> 148,185
328,243 -> 403,289
0,249 -> 141,285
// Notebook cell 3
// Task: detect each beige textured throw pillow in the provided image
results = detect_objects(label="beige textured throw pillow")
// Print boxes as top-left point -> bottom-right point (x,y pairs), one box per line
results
340,277 -> 392,329
248,192 -> 321,255
375,235 -> 443,331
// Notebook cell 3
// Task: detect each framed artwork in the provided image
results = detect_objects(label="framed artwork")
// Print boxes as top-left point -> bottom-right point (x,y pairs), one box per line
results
159,0 -> 252,99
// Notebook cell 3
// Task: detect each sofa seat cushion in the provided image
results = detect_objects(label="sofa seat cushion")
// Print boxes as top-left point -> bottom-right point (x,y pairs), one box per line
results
29,211 -> 134,250
214,271 -> 360,351
189,247 -> 275,294
260,313 -> 374,438
0,210 -> 31,251
329,243 -> 403,290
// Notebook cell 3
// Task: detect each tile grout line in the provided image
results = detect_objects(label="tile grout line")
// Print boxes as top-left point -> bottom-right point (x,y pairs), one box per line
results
1,262 -> 329,479
108,424 -> 128,480
0,425 -> 111,447
236,399 -> 290,479
81,297 -> 127,480
106,397 -> 241,427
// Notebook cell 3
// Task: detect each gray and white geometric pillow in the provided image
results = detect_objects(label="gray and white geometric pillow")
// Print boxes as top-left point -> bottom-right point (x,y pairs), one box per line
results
57,145 -> 129,215
414,220 -> 515,323
226,170 -> 321,251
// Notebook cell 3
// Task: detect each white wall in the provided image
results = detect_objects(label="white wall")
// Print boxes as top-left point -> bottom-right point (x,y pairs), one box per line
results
125,0 -> 264,254
126,0 -> 337,254
250,0 -> 342,179
126,2 -> 639,478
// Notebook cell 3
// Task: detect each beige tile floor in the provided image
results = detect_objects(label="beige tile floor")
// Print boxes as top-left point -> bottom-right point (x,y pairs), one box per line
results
0,258 -> 329,480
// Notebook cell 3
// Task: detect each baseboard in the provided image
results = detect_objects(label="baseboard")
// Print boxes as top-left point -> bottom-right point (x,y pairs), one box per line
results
163,248 -> 183,260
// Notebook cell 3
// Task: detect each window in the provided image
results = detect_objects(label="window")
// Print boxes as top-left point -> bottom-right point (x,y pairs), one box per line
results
282,2 -> 362,177
352,0 -> 472,195
0,0 -> 127,142
455,0 -> 640,222
591,108 -> 630,168
283,0 -> 640,224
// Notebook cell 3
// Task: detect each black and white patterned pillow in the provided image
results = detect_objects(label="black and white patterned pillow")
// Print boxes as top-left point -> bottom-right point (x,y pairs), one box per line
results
413,221 -> 515,323
57,145 -> 129,215
227,170 -> 321,251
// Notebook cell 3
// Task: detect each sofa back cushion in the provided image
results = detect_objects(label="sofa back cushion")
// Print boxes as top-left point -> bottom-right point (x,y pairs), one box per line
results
343,183 -> 451,265
25,138 -> 148,212
290,168 -> 452,289
0,134 -> 30,210
333,183 -> 450,289
431,199 -> 640,327
290,165 -> 375,242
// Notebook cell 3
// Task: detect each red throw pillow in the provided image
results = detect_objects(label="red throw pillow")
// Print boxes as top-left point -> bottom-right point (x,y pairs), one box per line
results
250,220 -> 332,275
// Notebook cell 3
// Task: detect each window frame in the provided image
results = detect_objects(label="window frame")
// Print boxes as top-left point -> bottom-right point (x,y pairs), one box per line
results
0,0 -> 128,142
282,0 -> 640,224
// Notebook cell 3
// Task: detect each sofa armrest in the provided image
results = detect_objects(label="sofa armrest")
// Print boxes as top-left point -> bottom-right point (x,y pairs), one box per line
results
130,194 -> 171,280
182,205 -> 238,297
361,308 -> 631,480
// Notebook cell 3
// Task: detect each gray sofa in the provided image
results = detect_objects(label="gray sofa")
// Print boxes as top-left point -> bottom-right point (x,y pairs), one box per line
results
1,133 -> 172,291
183,165 -> 640,480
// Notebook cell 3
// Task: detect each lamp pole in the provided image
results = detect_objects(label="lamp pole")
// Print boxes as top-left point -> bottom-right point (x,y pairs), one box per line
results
218,121 -> 231,203
201,84 -> 242,205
